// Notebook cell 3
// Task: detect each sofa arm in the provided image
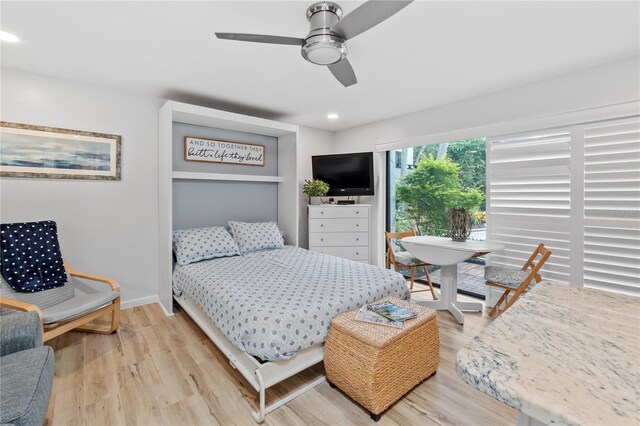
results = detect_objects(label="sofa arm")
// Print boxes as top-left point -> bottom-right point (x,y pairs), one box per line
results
0,311 -> 43,356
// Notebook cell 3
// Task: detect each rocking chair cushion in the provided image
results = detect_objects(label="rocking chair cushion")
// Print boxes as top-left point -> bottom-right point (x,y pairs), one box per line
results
393,251 -> 427,266
484,266 -> 532,289
41,290 -> 119,324
1,274 -> 75,310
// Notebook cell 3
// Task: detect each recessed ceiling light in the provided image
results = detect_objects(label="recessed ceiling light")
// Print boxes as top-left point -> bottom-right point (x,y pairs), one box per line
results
327,113 -> 339,120
0,31 -> 20,43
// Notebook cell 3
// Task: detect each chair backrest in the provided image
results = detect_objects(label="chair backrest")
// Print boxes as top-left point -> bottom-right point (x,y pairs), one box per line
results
521,243 -> 552,284
385,230 -> 416,263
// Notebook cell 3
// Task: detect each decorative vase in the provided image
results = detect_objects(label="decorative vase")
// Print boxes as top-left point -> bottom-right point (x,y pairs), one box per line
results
309,197 -> 322,205
448,208 -> 471,242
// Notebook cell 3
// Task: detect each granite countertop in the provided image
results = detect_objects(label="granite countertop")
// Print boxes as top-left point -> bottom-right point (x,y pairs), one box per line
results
456,282 -> 640,426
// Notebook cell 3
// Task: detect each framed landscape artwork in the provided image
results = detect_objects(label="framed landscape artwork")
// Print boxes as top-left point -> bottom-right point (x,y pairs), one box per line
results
0,121 -> 121,180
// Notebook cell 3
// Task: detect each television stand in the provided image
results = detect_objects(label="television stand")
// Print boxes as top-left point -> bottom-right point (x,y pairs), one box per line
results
337,200 -> 355,205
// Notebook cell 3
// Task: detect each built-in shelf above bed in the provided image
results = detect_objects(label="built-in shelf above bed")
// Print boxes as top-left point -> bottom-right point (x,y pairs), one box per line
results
172,171 -> 284,183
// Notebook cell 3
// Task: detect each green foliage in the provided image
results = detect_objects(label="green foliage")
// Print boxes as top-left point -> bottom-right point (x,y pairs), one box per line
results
395,155 -> 484,236
445,138 -> 486,208
303,179 -> 329,197
412,144 -> 438,164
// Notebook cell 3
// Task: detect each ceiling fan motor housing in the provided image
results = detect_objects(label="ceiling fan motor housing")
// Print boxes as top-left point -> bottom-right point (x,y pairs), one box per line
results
301,1 -> 347,65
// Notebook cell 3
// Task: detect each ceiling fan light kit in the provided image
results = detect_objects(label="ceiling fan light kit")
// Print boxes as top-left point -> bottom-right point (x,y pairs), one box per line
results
215,0 -> 413,87
301,34 -> 347,65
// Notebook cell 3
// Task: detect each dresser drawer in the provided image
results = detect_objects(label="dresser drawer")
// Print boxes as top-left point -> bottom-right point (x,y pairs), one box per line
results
309,206 -> 369,219
310,246 -> 369,260
309,218 -> 368,233
309,232 -> 368,247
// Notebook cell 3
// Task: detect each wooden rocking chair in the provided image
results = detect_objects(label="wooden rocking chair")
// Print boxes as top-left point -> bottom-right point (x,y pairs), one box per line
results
0,261 -> 120,342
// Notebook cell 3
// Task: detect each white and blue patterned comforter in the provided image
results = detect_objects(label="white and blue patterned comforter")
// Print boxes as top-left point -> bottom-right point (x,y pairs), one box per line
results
173,246 -> 410,361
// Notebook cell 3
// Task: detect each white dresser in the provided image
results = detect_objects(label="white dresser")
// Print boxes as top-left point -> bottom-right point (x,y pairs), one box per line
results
308,204 -> 370,263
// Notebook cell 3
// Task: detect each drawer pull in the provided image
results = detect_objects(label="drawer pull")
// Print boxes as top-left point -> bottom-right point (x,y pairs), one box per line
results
356,252 -> 359,256
320,238 -> 324,241
321,211 -> 324,214
356,211 -> 359,214
320,224 -> 324,227
356,224 -> 359,227
356,238 -> 359,241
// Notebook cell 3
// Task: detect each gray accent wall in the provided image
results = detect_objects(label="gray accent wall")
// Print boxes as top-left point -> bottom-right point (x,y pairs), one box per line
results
171,122 -> 279,231
172,181 -> 277,229
172,122 -> 278,176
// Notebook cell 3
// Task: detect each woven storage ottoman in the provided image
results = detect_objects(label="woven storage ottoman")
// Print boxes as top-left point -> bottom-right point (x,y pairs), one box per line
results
324,296 -> 439,420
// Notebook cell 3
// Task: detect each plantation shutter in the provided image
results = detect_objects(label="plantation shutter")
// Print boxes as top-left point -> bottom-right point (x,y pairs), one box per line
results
583,117 -> 640,295
487,115 -> 640,295
486,129 -> 572,283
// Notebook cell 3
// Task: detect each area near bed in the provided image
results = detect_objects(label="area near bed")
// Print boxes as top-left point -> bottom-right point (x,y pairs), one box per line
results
173,245 -> 410,361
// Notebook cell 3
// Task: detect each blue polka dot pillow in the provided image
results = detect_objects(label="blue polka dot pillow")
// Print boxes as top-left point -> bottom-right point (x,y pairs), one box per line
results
173,226 -> 240,266
228,221 -> 285,254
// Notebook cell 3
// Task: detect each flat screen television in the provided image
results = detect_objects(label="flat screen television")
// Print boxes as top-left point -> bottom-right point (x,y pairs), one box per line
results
312,152 -> 374,197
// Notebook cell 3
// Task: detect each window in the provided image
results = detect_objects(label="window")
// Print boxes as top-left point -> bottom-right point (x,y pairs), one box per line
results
487,116 -> 640,295
487,129 -> 571,283
386,140 -> 487,298
387,140 -> 486,238
583,117 -> 640,295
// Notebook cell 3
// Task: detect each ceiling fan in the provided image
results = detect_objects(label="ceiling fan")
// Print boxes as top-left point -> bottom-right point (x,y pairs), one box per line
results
215,0 -> 413,87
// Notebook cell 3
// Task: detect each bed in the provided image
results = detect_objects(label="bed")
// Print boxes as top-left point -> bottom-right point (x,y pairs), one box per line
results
172,245 -> 409,422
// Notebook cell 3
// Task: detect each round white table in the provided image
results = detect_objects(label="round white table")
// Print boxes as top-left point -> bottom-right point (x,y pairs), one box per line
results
401,236 -> 505,325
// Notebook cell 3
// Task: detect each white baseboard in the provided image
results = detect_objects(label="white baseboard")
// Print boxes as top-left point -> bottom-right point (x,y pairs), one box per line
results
121,295 -> 160,310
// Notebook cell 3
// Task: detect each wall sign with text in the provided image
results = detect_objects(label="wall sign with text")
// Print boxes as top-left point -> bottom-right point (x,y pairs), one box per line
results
184,137 -> 265,166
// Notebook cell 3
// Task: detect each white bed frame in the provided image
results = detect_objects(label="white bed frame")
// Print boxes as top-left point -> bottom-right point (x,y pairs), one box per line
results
174,295 -> 326,423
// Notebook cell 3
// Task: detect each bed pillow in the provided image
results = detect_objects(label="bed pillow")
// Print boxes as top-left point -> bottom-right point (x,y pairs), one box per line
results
228,221 -> 285,254
172,226 -> 240,266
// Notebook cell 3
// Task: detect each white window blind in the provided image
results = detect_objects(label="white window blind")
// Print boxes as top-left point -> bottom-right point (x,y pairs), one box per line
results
487,115 -> 640,295
583,117 -> 640,296
487,129 -> 572,283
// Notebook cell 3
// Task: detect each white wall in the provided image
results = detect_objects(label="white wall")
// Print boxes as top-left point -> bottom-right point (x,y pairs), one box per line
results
332,56 -> 640,266
335,57 -> 640,150
296,126 -> 335,248
0,68 -> 164,308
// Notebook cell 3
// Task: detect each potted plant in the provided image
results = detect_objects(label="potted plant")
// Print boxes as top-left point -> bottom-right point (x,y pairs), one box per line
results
303,179 -> 329,205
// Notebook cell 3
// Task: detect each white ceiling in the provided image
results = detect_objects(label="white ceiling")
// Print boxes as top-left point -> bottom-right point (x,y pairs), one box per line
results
1,1 -> 638,131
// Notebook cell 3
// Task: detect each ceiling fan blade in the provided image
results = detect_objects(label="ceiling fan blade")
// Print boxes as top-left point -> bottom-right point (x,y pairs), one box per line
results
331,0 -> 413,41
328,59 -> 358,87
215,33 -> 305,46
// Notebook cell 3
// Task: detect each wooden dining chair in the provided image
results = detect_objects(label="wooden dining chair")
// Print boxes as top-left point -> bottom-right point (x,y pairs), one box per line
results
385,231 -> 437,300
485,243 -> 551,317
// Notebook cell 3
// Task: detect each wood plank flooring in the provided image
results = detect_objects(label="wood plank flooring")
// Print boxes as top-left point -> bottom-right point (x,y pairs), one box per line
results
45,287 -> 516,425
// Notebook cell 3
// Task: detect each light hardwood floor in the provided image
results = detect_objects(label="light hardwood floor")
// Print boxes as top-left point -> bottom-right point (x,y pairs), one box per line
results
45,286 -> 516,425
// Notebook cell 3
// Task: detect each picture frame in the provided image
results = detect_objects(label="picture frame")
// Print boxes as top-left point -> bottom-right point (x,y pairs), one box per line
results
0,121 -> 121,180
184,136 -> 265,167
